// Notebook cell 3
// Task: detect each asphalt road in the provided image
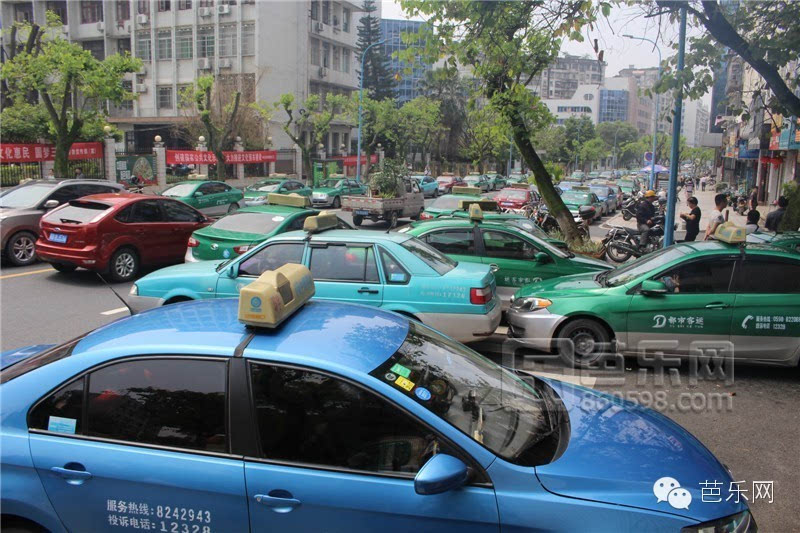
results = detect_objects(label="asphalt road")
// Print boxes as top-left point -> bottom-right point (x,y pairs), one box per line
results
1,194 -> 796,530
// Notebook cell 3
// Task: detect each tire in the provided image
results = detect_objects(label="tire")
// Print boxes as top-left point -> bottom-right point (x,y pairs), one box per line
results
332,196 -> 341,209
51,263 -> 77,273
576,225 -> 590,239
606,241 -> 633,263
622,211 -> 632,221
5,231 -> 37,266
109,247 -> 140,282
433,188 -> 439,198
353,215 -> 364,227
227,203 -> 239,214
165,296 -> 193,305
556,318 -> 611,368
388,210 -> 399,228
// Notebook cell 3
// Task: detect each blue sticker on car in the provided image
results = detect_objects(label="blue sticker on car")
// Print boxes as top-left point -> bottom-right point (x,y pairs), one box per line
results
414,387 -> 432,401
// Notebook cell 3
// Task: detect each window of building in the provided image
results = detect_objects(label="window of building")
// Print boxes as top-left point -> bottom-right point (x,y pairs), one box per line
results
322,0 -> 330,24
81,0 -> 103,23
310,38 -> 320,66
241,22 -> 255,56
198,0 -> 214,6
14,3 -> 33,23
118,38 -> 131,55
342,7 -> 350,32
157,86 -> 173,109
332,45 -> 340,71
178,0 -> 192,8
322,41 -> 330,68
81,40 -> 105,60
156,29 -> 172,60
46,1 -> 69,23
176,27 -> 193,59
158,0 -> 171,11
219,24 -> 237,57
310,0 -> 319,20
342,48 -> 350,73
197,26 -> 215,58
136,0 -> 149,14
136,31 -> 151,60
120,80 -> 134,110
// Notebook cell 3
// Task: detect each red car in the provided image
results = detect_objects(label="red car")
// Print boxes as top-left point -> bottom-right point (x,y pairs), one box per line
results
495,187 -> 537,210
36,193 -> 209,282
436,174 -> 464,194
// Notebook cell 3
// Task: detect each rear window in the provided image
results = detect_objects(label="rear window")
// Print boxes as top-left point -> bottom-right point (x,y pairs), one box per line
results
211,212 -> 285,234
431,196 -> 471,210
400,237 -> 456,275
0,336 -> 85,384
500,189 -> 528,199
43,201 -> 112,224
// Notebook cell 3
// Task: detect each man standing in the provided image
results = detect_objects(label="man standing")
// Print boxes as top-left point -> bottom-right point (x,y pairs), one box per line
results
765,196 -> 788,231
636,190 -> 658,247
680,196 -> 701,241
704,193 -> 728,240
745,209 -> 760,234
685,177 -> 694,200
73,167 -> 86,180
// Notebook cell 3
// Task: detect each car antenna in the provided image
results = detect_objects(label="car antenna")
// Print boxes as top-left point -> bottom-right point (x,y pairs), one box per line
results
95,273 -> 136,316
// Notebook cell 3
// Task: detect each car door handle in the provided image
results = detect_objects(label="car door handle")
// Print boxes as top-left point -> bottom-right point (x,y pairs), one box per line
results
51,465 -> 92,484
254,492 -> 301,513
358,287 -> 379,294
705,302 -> 730,309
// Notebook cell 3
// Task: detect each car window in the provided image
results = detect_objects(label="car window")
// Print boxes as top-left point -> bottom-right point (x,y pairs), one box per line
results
309,244 -> 379,282
239,242 -> 305,277
287,213 -> 313,231
0,183 -> 56,208
400,237 -> 457,275
161,200 -> 204,222
424,229 -> 475,255
249,363 -> 456,475
734,257 -> 800,293
379,248 -> 410,284
30,358 -> 227,453
162,183 -> 198,197
48,185 -> 84,205
127,200 -> 164,223
482,230 -> 538,260
606,247 -> 687,287
1,335 -> 85,384
197,182 -> 216,195
655,258 -> 736,294
42,201 -> 112,224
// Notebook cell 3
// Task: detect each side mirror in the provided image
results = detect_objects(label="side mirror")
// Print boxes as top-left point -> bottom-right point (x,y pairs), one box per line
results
534,252 -> 551,264
194,191 -> 204,197
278,188 -> 287,193
641,279 -> 668,295
43,199 -> 60,209
414,454 -> 469,496
226,264 -> 238,279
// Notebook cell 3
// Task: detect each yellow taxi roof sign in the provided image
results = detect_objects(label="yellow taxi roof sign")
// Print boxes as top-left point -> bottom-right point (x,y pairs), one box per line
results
303,211 -> 339,233
468,203 -> 483,221
452,186 -> 481,196
268,193 -> 311,208
714,222 -> 746,244
238,264 -> 315,328
459,199 -> 499,212
510,183 -> 529,189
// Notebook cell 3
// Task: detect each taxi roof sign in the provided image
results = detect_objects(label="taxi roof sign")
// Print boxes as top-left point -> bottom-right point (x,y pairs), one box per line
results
468,203 -> 484,221
452,186 -> 481,196
238,264 -> 315,328
714,222 -> 746,244
303,211 -> 339,233
268,193 -> 311,208
510,183 -> 529,189
572,185 -> 591,191
459,199 -> 499,212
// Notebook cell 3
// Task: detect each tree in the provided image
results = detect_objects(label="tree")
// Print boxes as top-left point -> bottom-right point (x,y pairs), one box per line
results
533,125 -> 568,164
681,146 -> 714,176
595,121 -> 639,166
393,96 -> 441,167
275,93 -> 351,181
648,1 -> 800,118
0,16 -> 140,177
358,96 -> 397,177
420,67 -> 469,167
357,0 -> 395,100
563,116 -> 596,171
460,104 -> 511,173
579,138 -> 609,169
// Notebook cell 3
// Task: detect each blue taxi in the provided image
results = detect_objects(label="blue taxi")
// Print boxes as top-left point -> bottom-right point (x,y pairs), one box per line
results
1,266 -> 754,532
128,213 -> 500,343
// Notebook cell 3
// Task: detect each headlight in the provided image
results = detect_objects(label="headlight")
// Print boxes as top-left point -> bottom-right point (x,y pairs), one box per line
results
129,284 -> 138,296
510,297 -> 551,312
681,510 -> 755,533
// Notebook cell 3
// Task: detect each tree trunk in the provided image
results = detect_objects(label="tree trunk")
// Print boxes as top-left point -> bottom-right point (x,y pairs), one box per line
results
53,136 -> 71,179
214,149 -> 227,180
302,150 -> 312,184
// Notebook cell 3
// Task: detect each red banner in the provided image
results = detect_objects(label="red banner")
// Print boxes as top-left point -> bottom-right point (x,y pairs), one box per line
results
0,142 -> 103,163
335,154 -> 378,167
166,150 -> 277,165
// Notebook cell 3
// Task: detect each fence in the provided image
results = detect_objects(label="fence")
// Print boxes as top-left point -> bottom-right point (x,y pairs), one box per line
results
1,163 -> 42,187
275,149 -> 297,174
0,142 -> 106,187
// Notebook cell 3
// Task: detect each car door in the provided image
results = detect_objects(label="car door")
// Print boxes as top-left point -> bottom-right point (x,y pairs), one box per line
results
420,228 -> 480,267
307,242 -> 383,307
729,255 -> 800,362
193,182 -> 217,215
27,357 -> 249,532
216,242 -> 307,297
243,362 -> 499,533
159,199 -> 208,263
209,183 -> 233,216
625,256 -> 737,355
117,199 -> 173,265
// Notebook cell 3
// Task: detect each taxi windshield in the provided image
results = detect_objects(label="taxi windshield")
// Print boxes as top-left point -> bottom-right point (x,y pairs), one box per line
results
499,189 -> 528,199
562,192 -> 590,203
162,183 -> 197,197
605,247 -> 687,287
590,187 -> 609,198
248,181 -> 282,192
321,179 -> 344,188
210,212 -> 284,234
370,322 -> 565,466
430,195 -> 474,210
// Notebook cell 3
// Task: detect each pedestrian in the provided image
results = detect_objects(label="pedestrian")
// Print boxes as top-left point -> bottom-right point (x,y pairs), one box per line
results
685,177 -> 694,200
73,167 -> 86,180
680,196 -> 701,241
745,209 -> 760,234
46,168 -> 55,179
701,176 -> 707,191
704,192 -> 729,240
636,190 -> 658,247
749,186 -> 758,211
764,196 -> 788,232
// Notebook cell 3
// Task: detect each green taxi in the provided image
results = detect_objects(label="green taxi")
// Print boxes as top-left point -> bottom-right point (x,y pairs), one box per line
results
462,174 -> 491,192
419,186 -> 483,220
746,230 -> 800,253
507,229 -> 800,367
243,176 -> 311,206
161,180 -> 244,217
485,172 -> 507,191
560,187 -> 604,221
400,207 -> 609,307
311,177 -> 366,208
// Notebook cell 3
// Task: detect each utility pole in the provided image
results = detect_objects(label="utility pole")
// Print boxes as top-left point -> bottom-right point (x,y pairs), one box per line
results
664,6 -> 687,247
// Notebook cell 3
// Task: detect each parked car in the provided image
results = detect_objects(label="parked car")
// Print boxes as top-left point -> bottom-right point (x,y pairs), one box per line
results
0,179 -> 124,266
129,216 -> 500,343
560,188 -> 605,222
599,171 -> 614,179
161,180 -> 244,216
745,230 -> 800,253
436,174 -> 464,194
557,181 -> 582,191
589,184 -> 619,214
411,175 -> 440,198
495,186 -> 538,211
617,179 -> 639,199
484,173 -> 507,191
419,190 -> 484,220
243,177 -> 310,206
462,174 -> 491,192
311,177 -> 366,208
506,172 -> 529,184
569,171 -> 585,181
587,171 -> 601,180
0,270 -> 753,533
35,194 -> 209,281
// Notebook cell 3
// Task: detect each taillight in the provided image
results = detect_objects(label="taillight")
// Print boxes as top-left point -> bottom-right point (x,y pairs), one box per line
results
420,212 -> 433,220
470,286 -> 492,305
233,245 -> 251,254
188,237 -> 199,247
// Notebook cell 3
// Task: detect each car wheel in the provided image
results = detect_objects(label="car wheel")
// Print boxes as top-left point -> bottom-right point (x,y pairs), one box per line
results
6,231 -> 37,266
109,247 -> 140,282
50,263 -> 77,273
433,188 -> 439,198
557,318 -> 611,368
227,203 -> 239,214
332,196 -> 341,209
606,240 -> 633,263
353,215 -> 364,226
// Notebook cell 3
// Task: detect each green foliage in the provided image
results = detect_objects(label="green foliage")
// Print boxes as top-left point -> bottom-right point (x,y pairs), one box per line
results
0,102 -> 51,142
357,0 -> 395,100
779,181 -> 800,232
544,161 -> 563,182
563,116 -> 596,167
393,96 -> 441,162
419,67 -> 471,165
579,138 -> 608,166
460,104 -> 511,171
368,158 -> 409,198
595,122 -> 639,151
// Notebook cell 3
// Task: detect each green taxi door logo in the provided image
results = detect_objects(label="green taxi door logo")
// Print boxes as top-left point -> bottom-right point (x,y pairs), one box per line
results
653,315 -> 667,328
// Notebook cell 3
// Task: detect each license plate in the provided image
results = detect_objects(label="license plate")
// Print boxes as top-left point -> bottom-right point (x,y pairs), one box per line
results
355,210 -> 369,216
48,233 -> 67,244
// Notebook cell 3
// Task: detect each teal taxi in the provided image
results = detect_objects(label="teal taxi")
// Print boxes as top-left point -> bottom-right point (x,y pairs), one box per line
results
419,186 -> 483,219
746,230 -> 800,253
243,176 -> 311,206
129,213 -> 501,343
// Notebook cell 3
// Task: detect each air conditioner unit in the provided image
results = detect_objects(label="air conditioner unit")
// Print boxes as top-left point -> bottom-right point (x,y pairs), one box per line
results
96,21 -> 105,32
197,58 -> 212,69
314,22 -> 323,33
134,84 -> 148,93
136,14 -> 149,25
218,58 -> 232,68
198,7 -> 212,17
217,4 -> 231,15
319,66 -> 328,78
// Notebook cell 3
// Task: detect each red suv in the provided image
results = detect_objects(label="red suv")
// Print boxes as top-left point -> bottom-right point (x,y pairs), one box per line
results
495,187 -> 537,210
36,194 -> 209,281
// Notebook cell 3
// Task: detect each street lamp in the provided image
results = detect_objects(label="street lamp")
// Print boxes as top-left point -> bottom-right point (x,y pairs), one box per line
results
623,34 -> 662,190
356,39 -> 386,183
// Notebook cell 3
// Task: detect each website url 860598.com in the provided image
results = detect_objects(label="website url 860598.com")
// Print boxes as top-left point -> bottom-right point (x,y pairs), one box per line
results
580,390 -> 735,414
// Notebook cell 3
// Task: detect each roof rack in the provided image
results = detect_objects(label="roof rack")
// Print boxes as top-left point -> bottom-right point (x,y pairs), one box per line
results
510,183 -> 529,189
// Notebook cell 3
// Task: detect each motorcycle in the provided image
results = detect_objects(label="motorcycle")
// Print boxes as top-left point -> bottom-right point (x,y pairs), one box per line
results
605,215 -> 671,263
735,192 -> 748,215
620,196 -> 638,221
532,204 -> 560,233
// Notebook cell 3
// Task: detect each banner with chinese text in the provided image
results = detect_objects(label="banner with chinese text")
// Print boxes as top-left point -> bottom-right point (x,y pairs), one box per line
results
166,150 -> 277,165
0,142 -> 103,163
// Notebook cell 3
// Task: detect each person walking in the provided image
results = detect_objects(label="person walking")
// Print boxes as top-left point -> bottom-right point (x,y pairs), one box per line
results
765,196 -> 788,231
680,196 -> 701,241
685,177 -> 694,200
704,193 -> 729,240
700,176 -> 707,191
636,190 -> 658,247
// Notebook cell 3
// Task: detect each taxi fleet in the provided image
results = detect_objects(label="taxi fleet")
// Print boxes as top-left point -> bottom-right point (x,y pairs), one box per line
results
1,264 -> 755,532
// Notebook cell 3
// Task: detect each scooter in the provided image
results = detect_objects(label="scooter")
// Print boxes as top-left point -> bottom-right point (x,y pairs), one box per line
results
620,196 -> 638,221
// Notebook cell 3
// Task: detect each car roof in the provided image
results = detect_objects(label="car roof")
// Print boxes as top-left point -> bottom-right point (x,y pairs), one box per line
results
275,229 -> 413,244
672,240 -> 798,258
238,204 -> 315,215
409,218 -> 517,231
72,299 -> 408,373
77,192 -> 160,205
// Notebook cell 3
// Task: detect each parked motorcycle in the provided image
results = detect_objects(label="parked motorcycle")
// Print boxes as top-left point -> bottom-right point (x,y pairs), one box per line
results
532,204 -> 560,233
620,196 -> 638,221
605,215 -> 671,263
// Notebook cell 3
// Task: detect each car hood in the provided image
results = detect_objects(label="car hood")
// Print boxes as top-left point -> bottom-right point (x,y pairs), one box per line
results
135,260 -> 225,294
194,227 -> 266,243
514,272 -> 607,299
312,188 -> 338,195
567,253 -> 612,270
0,206 -> 43,220
536,378 -> 746,522
0,344 -> 55,370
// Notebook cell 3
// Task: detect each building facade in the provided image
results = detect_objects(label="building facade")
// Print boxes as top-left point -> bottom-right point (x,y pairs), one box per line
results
541,84 -> 600,125
598,88 -> 629,123
380,18 -> 430,104
527,53 -> 605,100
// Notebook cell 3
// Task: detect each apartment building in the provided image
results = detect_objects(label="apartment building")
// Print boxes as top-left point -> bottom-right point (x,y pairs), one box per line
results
527,53 -> 605,100
1,0 -> 363,162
